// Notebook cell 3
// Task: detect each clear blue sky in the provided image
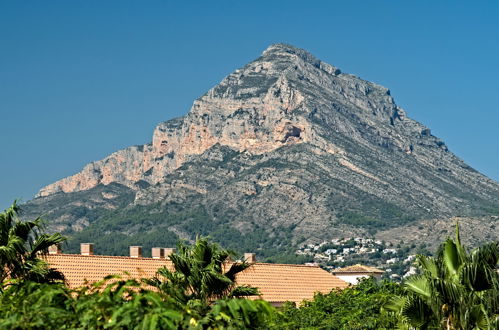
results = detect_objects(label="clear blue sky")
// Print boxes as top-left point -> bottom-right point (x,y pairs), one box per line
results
1,1 -> 498,211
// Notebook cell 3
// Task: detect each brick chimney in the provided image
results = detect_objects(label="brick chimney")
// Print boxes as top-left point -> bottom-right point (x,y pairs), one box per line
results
80,243 -> 94,256
163,248 -> 176,260
48,244 -> 62,255
244,253 -> 256,264
151,247 -> 165,259
130,246 -> 142,258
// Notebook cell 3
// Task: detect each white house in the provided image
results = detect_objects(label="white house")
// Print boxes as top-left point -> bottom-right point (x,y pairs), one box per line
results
331,264 -> 384,285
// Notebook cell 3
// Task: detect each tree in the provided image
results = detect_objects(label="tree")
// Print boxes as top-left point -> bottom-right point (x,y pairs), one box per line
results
69,276 -> 183,329
0,280 -> 73,328
0,211 -> 274,328
0,276 -> 274,329
273,277 -> 402,329
384,224 -> 499,329
146,236 -> 259,307
0,202 -> 66,285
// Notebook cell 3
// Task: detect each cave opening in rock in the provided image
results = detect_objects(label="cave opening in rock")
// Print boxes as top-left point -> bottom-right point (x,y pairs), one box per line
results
282,126 -> 302,142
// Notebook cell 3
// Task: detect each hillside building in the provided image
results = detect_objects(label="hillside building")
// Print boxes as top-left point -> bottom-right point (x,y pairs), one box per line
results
331,264 -> 384,285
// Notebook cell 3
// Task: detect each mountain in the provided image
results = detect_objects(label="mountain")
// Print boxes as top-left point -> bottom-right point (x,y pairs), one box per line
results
23,44 -> 499,261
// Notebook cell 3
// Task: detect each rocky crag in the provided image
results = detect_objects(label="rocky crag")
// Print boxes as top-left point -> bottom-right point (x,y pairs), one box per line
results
25,44 -> 499,260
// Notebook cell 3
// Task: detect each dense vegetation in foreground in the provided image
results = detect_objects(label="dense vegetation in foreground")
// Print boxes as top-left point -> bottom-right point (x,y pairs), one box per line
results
1,203 -> 498,329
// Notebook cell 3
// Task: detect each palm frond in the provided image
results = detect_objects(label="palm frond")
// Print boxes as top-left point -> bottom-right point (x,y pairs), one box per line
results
405,275 -> 432,298
228,285 -> 260,298
29,233 -> 66,257
0,202 -> 67,283
146,236 -> 257,305
443,238 -> 461,278
224,262 -> 251,282
415,254 -> 439,278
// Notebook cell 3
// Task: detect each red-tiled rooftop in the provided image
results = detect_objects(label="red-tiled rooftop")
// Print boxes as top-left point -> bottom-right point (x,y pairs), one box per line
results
332,264 -> 384,274
44,253 -> 348,305
236,262 -> 349,304
44,254 -> 173,288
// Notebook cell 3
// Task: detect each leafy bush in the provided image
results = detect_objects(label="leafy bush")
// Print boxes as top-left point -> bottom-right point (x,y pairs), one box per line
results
0,277 -> 275,329
0,254 -> 274,329
384,225 -> 499,329
273,277 -> 402,329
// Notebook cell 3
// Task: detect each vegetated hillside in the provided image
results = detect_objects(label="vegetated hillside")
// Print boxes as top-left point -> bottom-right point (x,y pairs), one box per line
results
22,44 -> 499,261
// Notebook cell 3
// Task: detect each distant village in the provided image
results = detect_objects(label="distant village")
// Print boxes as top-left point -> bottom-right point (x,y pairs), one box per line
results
296,237 -> 424,279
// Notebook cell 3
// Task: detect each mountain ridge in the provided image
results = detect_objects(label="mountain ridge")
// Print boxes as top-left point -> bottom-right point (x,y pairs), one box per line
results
25,43 -> 498,260
37,43 -> 423,197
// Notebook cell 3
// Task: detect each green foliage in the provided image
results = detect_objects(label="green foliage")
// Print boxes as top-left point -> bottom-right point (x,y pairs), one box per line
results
69,276 -> 183,329
0,202 -> 66,284
0,219 -> 276,329
186,297 -> 275,329
384,224 -> 499,329
338,204 -> 417,233
0,277 -> 184,329
0,262 -> 273,329
64,205 -> 194,256
145,237 -> 260,306
338,211 -> 386,229
0,281 -> 73,329
64,202 -> 311,263
273,277 -> 402,329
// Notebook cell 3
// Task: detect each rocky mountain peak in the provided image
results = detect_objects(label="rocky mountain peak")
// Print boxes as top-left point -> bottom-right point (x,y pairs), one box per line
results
262,42 -> 304,54
28,44 -> 498,260
261,43 -> 342,75
36,44 -> 498,214
261,43 -> 321,66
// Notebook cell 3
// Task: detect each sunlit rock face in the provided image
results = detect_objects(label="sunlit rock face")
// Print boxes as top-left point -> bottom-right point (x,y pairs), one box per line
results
39,44 -> 329,196
37,43 -> 426,196
33,44 -> 498,251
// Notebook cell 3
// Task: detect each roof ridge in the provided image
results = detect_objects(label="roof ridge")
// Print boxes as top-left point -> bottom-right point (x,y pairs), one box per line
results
47,255 -> 326,268
253,262 -> 322,268
333,264 -> 384,273
44,253 -> 172,261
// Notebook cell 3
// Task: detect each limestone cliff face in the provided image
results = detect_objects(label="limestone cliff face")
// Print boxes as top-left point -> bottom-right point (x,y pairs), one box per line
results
37,43 -> 498,204
39,45 -> 319,196
27,43 -> 499,258
37,45 -> 330,196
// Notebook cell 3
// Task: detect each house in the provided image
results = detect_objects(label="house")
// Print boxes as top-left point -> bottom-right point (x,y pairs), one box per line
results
386,257 -> 399,264
44,244 -> 348,306
331,264 -> 384,285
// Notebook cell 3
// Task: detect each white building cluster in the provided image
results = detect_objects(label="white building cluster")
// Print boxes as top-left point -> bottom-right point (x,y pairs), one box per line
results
296,236 -> 419,279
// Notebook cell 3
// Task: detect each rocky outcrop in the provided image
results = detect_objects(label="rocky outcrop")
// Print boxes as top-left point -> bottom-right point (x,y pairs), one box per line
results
39,44 -> 332,196
29,44 -> 499,258
37,44 -> 414,197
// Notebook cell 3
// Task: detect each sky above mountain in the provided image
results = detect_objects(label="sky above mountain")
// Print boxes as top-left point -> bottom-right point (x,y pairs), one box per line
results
1,1 -> 498,211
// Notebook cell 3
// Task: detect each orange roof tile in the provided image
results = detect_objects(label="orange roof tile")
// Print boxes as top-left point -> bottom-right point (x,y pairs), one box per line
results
237,262 -> 349,304
45,254 -> 348,305
332,264 -> 384,274
44,254 -> 174,288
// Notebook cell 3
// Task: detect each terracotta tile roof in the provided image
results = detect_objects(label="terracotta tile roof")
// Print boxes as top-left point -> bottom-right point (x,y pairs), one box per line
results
332,264 -> 384,274
237,262 -> 349,304
44,254 -> 348,305
44,254 -> 173,288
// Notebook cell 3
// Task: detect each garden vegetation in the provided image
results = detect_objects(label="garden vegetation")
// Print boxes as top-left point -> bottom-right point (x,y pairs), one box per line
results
0,202 -> 497,329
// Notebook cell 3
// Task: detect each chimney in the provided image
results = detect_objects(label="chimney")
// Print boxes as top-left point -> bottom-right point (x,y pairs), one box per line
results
244,253 -> 256,264
163,248 -> 176,260
80,243 -> 94,256
48,244 -> 62,255
151,247 -> 165,259
130,246 -> 142,258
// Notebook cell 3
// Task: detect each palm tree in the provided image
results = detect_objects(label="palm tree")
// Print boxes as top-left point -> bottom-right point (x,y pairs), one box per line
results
146,237 -> 259,306
384,224 -> 499,329
0,201 -> 66,285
